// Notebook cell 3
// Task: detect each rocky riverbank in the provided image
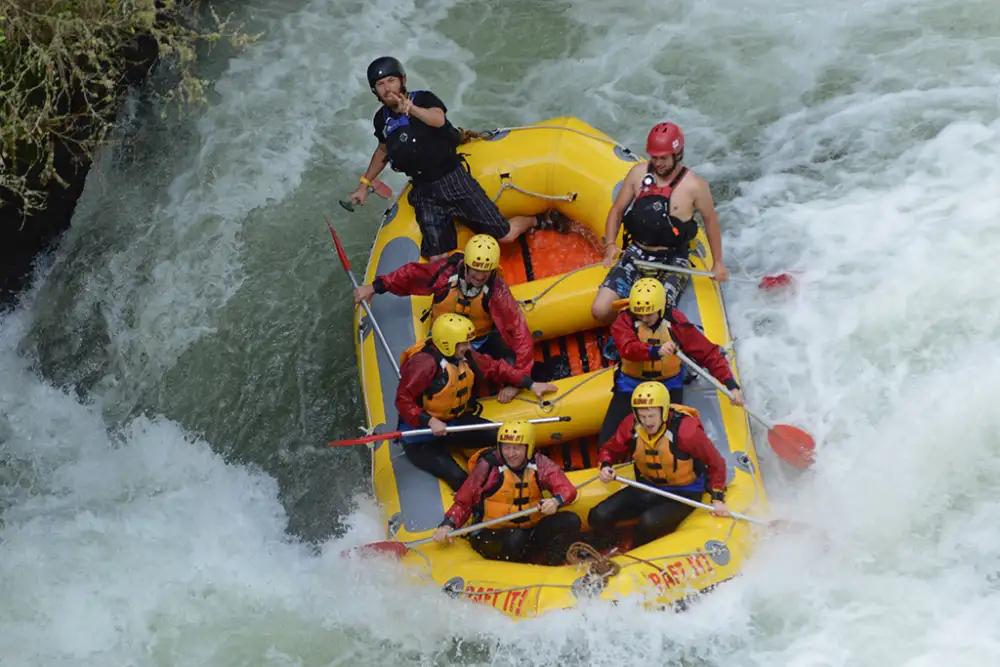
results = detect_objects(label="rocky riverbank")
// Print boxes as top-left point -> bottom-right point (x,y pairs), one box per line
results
0,2 -> 257,311
0,32 -> 158,311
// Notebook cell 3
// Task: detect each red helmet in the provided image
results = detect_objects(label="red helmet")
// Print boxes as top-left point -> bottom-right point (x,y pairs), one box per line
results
646,122 -> 684,157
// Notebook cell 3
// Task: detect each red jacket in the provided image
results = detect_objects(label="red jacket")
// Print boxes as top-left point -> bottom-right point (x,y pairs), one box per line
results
611,308 -> 739,390
442,452 -> 578,528
395,346 -> 532,428
373,256 -> 535,375
598,412 -> 727,497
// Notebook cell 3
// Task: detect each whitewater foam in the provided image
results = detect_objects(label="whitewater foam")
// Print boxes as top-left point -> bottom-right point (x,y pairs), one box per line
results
3,0 -> 1000,664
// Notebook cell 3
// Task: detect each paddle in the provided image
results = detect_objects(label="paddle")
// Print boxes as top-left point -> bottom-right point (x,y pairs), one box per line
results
633,259 -> 794,291
344,506 -> 544,559
613,476 -> 811,535
327,416 -> 571,447
324,216 -> 401,379
616,475 -> 824,540
613,475 -> 769,526
339,178 -> 393,212
344,460 -> 634,560
674,349 -> 816,469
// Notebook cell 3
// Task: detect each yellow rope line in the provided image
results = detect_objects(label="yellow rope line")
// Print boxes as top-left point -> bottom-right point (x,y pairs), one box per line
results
477,125 -> 627,148
492,179 -> 577,204
516,262 -> 604,312
510,366 -> 612,410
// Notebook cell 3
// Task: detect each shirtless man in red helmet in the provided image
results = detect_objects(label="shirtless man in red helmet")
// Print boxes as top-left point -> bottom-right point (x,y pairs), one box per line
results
592,122 -> 729,323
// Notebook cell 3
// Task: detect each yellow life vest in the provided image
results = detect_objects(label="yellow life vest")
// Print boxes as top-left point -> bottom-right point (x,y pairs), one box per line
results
478,450 -> 544,529
618,316 -> 682,380
399,342 -> 476,421
632,404 -> 701,485
429,272 -> 494,338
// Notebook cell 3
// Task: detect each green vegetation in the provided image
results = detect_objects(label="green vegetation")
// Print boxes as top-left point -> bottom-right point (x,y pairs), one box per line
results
0,0 -> 260,221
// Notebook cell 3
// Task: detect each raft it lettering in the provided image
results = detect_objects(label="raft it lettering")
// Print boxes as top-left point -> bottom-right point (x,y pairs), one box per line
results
646,551 -> 715,592
463,584 -> 531,616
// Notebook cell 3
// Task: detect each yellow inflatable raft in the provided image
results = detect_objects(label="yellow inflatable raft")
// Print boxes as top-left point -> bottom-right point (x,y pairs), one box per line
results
352,116 -> 770,619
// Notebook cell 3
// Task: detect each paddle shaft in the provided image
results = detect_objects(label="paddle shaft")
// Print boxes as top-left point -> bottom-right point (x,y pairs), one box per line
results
326,218 -> 401,379
398,416 -> 566,440
406,507 -> 542,547
350,270 -> 401,379
674,349 -> 775,430
328,416 -> 569,446
614,476 -> 766,526
633,258 -> 760,284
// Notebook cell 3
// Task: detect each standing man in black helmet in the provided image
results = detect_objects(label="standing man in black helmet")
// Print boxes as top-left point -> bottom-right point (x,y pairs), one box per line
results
347,57 -> 567,261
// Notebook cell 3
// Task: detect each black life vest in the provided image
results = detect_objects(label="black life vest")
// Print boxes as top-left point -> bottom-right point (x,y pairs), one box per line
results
380,91 -> 462,181
623,166 -> 698,250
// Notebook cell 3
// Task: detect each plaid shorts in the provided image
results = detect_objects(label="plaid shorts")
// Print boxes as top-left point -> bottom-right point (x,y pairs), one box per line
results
600,243 -> 691,307
408,165 -> 511,257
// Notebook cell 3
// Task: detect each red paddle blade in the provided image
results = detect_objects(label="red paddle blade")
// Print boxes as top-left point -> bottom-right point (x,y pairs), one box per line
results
323,216 -> 352,271
767,424 -> 816,469
327,429 -> 402,447
758,273 -> 794,290
328,435 -> 384,447
341,541 -> 410,560
371,179 -> 393,199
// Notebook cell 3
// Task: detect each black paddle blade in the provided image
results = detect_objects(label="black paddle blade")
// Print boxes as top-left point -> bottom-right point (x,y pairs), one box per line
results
338,199 -> 355,212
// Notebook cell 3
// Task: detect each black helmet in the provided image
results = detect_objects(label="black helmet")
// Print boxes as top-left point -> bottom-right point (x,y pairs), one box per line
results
366,57 -> 406,91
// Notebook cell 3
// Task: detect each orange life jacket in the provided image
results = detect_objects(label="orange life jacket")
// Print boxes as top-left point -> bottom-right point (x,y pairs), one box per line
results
632,404 -> 701,485
476,450 -> 544,529
399,342 -> 476,421
467,447 -> 490,473
618,315 -> 682,380
423,255 -> 495,338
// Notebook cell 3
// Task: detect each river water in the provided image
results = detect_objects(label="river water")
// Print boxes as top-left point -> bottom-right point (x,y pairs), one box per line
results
3,0 -> 1000,664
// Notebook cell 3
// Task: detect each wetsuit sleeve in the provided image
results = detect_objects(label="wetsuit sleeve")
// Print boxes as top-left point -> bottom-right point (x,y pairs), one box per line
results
675,415 -> 728,499
394,353 -> 437,428
442,459 -> 492,528
597,413 -> 637,467
611,311 -> 656,361
470,349 -> 533,389
412,90 -> 447,113
535,454 -> 578,506
670,310 -> 739,391
488,281 -> 535,375
374,257 -> 450,296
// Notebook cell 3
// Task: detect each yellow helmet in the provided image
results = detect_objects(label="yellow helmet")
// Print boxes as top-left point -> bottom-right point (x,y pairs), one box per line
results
629,278 -> 666,316
464,234 -> 501,272
431,313 -> 476,356
497,420 -> 536,459
631,381 -> 670,413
